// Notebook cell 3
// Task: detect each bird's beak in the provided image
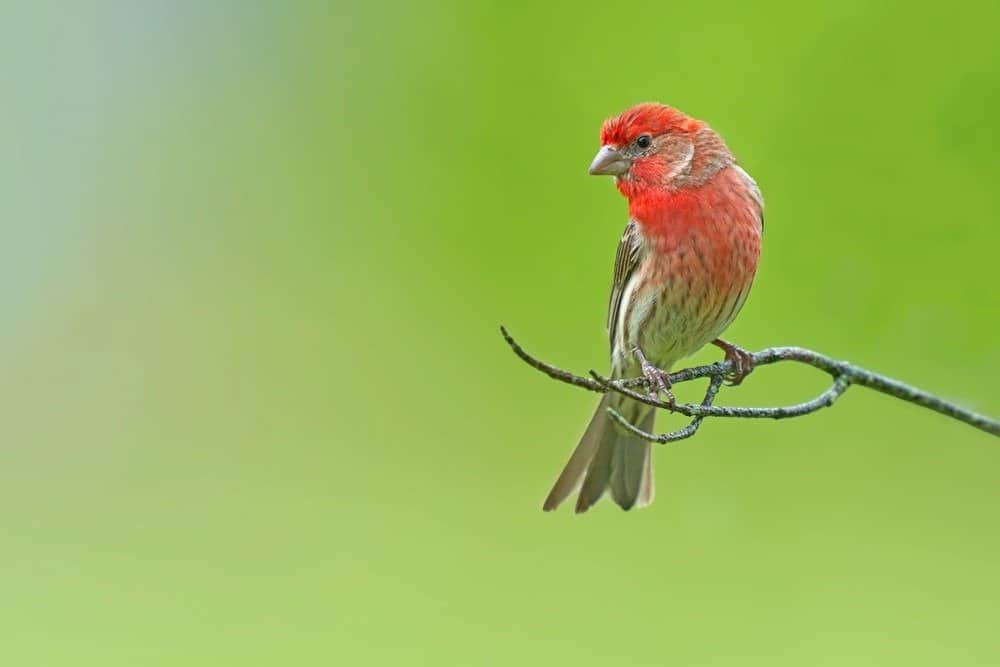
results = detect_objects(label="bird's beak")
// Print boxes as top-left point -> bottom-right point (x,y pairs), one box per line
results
588,145 -> 630,176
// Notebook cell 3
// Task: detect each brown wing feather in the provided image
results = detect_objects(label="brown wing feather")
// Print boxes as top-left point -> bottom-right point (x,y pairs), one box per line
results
606,219 -> 646,351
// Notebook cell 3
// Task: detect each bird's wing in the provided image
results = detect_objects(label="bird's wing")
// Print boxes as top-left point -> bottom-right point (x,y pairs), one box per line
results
606,219 -> 646,350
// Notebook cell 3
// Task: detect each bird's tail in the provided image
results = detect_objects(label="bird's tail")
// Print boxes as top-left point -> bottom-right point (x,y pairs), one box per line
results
543,393 -> 655,512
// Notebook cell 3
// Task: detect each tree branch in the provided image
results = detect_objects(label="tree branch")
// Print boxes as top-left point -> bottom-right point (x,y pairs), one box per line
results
500,326 -> 1000,441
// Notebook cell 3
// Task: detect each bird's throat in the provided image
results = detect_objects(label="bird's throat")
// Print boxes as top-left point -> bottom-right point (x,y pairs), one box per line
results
625,186 -> 700,238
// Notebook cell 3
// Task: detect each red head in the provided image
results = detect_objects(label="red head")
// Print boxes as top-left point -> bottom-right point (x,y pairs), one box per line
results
599,103 -> 703,146
589,103 -> 732,199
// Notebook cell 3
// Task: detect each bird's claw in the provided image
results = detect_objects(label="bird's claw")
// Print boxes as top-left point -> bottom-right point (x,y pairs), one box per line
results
713,339 -> 755,386
639,360 -> 675,406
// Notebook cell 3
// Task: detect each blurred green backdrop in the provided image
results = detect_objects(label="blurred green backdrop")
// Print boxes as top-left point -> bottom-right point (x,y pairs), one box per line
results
2,1 -> 998,665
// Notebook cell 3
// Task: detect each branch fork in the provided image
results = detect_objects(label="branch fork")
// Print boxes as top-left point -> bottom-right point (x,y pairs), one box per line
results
500,326 -> 1000,441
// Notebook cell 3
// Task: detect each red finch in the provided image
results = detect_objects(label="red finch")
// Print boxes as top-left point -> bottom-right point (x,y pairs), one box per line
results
544,103 -> 764,513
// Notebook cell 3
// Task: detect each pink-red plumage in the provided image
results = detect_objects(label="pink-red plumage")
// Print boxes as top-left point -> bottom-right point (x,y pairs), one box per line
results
632,167 -> 761,298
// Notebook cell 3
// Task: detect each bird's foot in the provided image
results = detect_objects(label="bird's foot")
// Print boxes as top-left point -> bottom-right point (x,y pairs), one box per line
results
712,338 -> 755,386
634,348 -> 675,406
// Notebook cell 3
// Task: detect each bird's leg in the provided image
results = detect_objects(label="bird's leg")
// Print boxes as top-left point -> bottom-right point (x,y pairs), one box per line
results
634,347 -> 675,406
712,338 -> 755,386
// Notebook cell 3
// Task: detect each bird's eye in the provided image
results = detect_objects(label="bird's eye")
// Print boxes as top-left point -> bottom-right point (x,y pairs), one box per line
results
635,135 -> 652,149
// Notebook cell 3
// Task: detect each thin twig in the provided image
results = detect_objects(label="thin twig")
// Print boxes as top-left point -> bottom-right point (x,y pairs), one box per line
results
500,326 -> 1000,441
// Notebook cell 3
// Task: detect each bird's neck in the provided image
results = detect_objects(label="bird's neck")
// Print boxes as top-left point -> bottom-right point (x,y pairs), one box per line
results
625,165 -> 746,241
626,181 -> 712,238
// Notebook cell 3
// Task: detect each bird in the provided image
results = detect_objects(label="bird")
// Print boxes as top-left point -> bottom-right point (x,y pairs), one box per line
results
543,102 -> 764,513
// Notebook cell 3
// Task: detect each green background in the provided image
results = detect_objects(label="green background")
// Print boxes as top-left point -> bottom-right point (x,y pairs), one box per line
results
3,1 -> 998,664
